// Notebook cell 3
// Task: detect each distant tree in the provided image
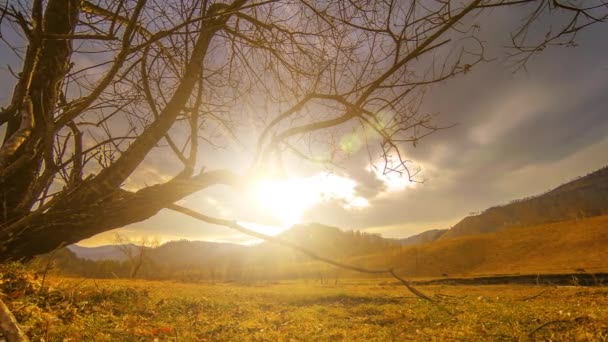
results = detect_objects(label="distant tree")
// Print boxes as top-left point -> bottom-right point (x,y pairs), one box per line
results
113,234 -> 159,278
1,0 -> 607,261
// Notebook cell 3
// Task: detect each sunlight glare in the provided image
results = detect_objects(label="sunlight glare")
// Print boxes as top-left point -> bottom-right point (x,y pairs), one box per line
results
252,173 -> 369,227
237,221 -> 286,237
370,160 -> 414,193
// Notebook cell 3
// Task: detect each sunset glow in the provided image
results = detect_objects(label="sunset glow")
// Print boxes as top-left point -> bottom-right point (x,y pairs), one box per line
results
237,221 -> 286,239
252,173 -> 369,228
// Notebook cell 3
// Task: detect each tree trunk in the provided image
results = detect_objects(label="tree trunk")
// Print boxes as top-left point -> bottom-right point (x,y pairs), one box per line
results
1,0 -> 81,222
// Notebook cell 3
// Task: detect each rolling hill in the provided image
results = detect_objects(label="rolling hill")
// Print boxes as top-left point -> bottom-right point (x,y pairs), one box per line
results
351,215 -> 608,278
398,229 -> 448,246
440,165 -> 608,239
68,223 -> 397,262
63,223 -> 401,279
67,244 -> 133,261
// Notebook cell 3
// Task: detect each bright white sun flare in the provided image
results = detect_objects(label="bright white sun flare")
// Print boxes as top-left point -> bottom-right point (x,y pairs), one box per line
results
251,173 -> 369,229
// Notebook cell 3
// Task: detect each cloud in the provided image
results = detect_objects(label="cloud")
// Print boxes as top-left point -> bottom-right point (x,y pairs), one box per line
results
468,83 -> 555,145
348,167 -> 387,199
295,21 -> 608,237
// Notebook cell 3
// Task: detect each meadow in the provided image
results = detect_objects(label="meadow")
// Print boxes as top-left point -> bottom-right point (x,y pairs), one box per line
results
1,263 -> 607,341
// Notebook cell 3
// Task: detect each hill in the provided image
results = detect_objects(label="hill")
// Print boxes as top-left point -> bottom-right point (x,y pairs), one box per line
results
148,240 -> 246,266
398,229 -> 448,246
50,216 -> 608,280
440,165 -> 608,239
267,223 -> 398,258
353,215 -> 608,278
68,223 -> 397,262
67,244 -> 132,261
60,223 -> 400,280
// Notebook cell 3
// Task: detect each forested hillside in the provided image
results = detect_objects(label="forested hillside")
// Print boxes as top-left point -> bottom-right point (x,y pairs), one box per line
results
441,166 -> 608,239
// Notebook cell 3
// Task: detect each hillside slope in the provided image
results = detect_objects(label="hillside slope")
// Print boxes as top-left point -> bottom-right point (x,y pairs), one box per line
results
267,223 -> 398,257
67,244 -> 133,261
398,229 -> 448,246
441,166 -> 608,239
355,215 -> 608,278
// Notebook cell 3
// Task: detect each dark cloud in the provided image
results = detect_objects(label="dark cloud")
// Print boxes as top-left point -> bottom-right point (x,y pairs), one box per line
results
348,167 -> 386,199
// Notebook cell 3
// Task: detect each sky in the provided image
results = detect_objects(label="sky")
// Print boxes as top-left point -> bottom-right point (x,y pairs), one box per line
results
88,22 -> 607,246
2,2 -> 608,246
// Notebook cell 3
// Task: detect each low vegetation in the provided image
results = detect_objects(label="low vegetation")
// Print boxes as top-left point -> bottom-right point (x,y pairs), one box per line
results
1,263 -> 607,341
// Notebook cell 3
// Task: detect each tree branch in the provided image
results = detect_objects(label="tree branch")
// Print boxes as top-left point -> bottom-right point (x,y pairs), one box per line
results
0,96 -> 34,168
167,203 -> 434,302
0,297 -> 29,342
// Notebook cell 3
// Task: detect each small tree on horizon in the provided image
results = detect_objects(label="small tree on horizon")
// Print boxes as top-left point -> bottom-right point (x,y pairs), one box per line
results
113,233 -> 159,278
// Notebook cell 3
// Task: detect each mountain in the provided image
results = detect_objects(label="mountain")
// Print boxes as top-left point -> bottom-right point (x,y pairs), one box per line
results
440,165 -> 608,239
68,244 -> 131,261
148,240 -> 246,267
68,240 -> 247,269
398,229 -> 448,246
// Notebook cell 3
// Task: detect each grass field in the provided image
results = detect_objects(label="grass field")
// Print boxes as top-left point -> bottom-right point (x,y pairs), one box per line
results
1,265 -> 607,341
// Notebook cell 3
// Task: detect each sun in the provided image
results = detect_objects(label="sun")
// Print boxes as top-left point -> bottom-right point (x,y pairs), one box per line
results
253,177 -> 319,227
250,173 -> 369,229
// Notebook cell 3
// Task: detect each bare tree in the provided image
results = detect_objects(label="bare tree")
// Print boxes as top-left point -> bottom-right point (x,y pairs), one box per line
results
113,233 -> 158,278
0,0 -> 606,261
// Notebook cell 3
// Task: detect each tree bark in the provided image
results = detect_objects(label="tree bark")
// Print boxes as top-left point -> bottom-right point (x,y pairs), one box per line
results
1,0 -> 81,222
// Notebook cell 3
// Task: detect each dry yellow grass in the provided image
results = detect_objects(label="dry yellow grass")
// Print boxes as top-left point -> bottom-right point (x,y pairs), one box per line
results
352,215 -> 608,278
2,262 -> 608,341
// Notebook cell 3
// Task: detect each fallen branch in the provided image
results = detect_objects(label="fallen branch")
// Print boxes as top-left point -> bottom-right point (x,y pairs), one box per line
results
518,289 -> 547,301
0,296 -> 29,342
528,316 -> 590,337
167,204 -> 434,302
528,319 -> 570,337
434,292 -> 467,300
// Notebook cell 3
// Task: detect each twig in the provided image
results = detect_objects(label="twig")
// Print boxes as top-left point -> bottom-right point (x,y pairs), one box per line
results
37,243 -> 64,295
518,289 -> 546,301
528,319 -> 570,337
167,204 -> 435,302
435,292 -> 467,299
528,316 -> 590,337
0,297 -> 29,342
